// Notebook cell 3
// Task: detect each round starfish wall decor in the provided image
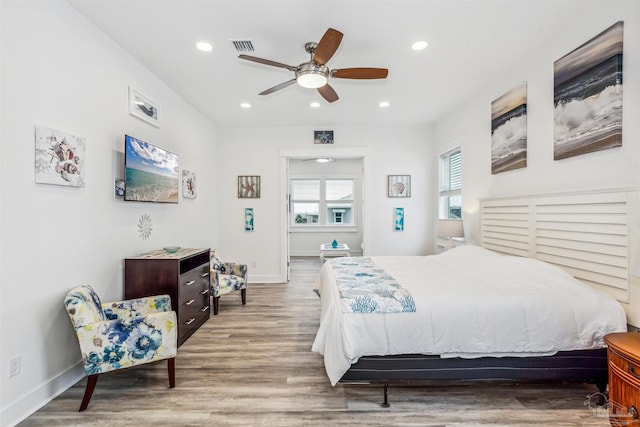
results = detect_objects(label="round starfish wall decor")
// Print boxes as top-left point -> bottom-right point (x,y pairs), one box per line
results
137,214 -> 152,240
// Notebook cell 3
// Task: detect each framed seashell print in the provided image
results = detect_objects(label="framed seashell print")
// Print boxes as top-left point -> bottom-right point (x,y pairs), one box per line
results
388,175 -> 410,198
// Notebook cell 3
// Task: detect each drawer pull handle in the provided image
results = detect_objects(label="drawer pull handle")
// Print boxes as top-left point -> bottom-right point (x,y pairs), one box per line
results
185,299 -> 195,306
185,318 -> 196,325
628,363 -> 640,380
200,289 -> 209,295
184,280 -> 196,286
200,272 -> 210,278
201,305 -> 210,313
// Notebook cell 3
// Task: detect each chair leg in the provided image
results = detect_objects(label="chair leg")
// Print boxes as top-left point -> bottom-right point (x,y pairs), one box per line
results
168,357 -> 176,388
79,374 -> 98,412
213,296 -> 219,315
241,288 -> 247,305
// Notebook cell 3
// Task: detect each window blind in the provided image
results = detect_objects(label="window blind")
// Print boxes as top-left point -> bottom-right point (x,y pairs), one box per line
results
439,149 -> 462,196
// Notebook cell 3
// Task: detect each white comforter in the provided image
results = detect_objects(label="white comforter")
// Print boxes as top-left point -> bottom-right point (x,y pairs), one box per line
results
311,245 -> 627,385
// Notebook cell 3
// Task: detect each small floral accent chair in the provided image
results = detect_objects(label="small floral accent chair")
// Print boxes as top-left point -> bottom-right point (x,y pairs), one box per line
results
64,285 -> 178,411
210,250 -> 247,315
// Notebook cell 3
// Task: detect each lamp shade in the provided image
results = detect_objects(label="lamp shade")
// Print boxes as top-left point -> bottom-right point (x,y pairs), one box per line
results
437,219 -> 464,238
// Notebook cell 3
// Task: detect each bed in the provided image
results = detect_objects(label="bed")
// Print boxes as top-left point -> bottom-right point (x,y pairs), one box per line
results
311,189 -> 635,405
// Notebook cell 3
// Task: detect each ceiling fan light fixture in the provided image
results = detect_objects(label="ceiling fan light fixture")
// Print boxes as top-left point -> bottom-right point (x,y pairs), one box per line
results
296,63 -> 329,88
297,73 -> 327,89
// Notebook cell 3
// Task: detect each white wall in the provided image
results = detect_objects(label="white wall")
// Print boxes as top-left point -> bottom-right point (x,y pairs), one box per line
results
217,125 -> 435,282
433,4 -> 640,320
0,2 -> 218,425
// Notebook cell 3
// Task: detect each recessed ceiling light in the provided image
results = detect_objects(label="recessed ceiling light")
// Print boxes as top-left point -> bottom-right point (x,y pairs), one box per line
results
379,101 -> 390,108
310,102 -> 321,108
196,42 -> 213,52
240,102 -> 251,109
411,40 -> 428,51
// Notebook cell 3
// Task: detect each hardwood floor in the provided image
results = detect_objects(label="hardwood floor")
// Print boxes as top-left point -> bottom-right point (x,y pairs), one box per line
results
20,257 -> 609,426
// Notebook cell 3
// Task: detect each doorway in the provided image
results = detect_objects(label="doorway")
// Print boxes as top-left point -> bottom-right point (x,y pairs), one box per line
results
280,149 -> 367,282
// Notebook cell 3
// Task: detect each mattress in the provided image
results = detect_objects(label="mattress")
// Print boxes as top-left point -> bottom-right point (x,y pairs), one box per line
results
311,245 -> 627,385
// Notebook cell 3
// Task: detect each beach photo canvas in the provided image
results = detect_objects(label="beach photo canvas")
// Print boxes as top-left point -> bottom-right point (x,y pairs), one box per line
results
553,21 -> 623,160
124,135 -> 179,203
491,82 -> 527,174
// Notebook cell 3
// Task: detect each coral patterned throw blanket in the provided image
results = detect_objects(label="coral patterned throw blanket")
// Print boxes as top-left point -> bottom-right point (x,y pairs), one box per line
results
328,257 -> 416,313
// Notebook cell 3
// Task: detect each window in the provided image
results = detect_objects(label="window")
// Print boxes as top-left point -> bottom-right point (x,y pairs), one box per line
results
291,178 -> 354,226
439,148 -> 462,219
292,179 -> 319,224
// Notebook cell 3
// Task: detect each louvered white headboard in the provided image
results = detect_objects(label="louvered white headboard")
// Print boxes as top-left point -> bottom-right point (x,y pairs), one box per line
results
480,188 -> 639,305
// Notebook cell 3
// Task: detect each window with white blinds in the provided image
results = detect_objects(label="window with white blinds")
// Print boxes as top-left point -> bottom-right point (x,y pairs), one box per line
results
291,178 -> 355,226
439,148 -> 462,219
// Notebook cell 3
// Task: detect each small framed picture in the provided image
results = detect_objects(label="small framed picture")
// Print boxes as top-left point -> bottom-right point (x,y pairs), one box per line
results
35,125 -> 86,188
238,175 -> 260,198
244,208 -> 254,231
394,207 -> 405,231
182,170 -> 197,199
314,130 -> 334,144
129,87 -> 159,127
388,175 -> 411,198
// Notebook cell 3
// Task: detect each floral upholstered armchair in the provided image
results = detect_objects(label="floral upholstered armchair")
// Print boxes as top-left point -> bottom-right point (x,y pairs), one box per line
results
64,285 -> 177,411
210,250 -> 247,315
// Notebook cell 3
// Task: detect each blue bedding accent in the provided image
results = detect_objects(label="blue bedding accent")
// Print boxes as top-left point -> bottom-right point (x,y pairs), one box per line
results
328,257 -> 416,313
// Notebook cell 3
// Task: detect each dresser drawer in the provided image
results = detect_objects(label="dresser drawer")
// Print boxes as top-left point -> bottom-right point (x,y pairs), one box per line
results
179,264 -> 209,298
178,261 -> 210,337
606,333 -> 640,426
611,349 -> 640,382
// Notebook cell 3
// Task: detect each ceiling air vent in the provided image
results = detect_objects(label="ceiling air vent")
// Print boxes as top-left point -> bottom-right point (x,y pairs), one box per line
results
230,40 -> 255,52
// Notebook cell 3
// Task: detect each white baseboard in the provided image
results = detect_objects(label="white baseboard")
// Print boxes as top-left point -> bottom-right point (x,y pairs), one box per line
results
1,362 -> 84,427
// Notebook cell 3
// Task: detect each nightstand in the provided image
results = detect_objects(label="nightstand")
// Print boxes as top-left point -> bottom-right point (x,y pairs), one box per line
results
604,332 -> 640,426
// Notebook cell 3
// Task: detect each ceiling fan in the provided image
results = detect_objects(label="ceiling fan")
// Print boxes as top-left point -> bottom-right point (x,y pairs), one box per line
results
238,28 -> 388,103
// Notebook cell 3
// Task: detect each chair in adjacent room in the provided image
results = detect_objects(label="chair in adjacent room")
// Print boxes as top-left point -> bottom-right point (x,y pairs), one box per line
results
64,285 -> 178,411
210,250 -> 248,315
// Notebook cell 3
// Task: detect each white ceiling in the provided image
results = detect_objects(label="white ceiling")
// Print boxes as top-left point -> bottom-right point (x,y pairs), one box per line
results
68,0 -> 588,127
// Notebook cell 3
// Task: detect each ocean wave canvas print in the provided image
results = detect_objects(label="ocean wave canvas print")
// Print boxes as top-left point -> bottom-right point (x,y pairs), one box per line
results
491,82 -> 527,174
553,21 -> 623,160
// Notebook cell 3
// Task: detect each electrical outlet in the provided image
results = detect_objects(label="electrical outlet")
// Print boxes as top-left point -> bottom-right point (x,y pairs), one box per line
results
251,261 -> 257,268
9,355 -> 21,377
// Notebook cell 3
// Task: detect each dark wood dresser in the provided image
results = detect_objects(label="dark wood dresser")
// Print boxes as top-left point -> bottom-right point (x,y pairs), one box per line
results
604,332 -> 640,426
125,248 -> 210,346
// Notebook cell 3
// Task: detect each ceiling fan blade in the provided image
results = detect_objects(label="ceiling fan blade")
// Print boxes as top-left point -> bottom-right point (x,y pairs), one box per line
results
332,68 -> 389,79
259,79 -> 297,96
317,84 -> 339,103
238,54 -> 297,72
313,28 -> 343,65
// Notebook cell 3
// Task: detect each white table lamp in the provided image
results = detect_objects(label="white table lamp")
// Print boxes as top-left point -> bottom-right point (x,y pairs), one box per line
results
438,219 -> 464,249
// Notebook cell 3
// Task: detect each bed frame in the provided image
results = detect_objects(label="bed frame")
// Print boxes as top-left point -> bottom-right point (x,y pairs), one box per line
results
339,349 -> 608,407
337,188 -> 638,406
